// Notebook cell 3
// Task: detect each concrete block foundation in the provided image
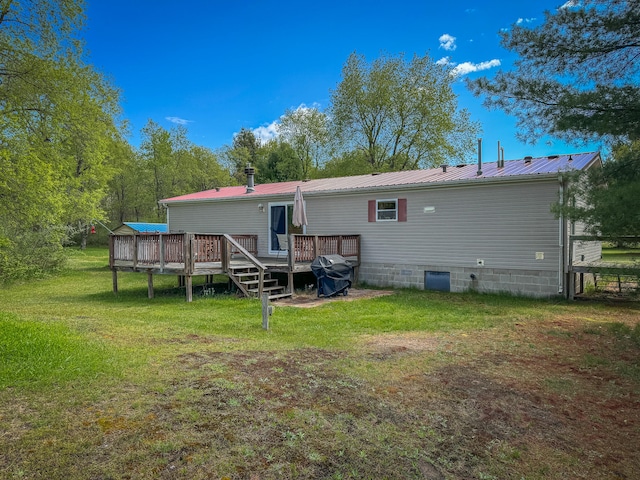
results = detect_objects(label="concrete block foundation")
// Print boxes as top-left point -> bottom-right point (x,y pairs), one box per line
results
359,262 -> 561,298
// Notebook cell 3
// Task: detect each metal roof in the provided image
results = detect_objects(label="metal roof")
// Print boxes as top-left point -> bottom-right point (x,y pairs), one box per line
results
161,152 -> 600,204
122,222 -> 168,233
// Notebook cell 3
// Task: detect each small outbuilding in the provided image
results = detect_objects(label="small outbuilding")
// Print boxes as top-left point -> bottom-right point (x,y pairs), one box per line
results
112,222 -> 168,235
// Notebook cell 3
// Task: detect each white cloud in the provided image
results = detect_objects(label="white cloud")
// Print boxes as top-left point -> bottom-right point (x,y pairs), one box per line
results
438,33 -> 457,51
451,59 -> 501,77
244,103 -> 325,144
436,57 -> 451,66
516,17 -> 536,24
165,116 -> 192,125
252,121 -> 279,143
560,0 -> 580,8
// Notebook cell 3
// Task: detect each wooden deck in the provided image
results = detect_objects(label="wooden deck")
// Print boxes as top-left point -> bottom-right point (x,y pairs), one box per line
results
567,235 -> 640,299
109,232 -> 361,301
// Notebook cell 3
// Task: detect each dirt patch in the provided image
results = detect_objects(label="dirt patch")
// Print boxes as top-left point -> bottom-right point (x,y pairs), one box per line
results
359,332 -> 444,359
276,288 -> 393,308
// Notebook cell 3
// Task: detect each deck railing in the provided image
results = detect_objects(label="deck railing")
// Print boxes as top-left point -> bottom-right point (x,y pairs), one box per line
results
288,234 -> 361,265
110,232 -> 359,271
110,233 -> 258,272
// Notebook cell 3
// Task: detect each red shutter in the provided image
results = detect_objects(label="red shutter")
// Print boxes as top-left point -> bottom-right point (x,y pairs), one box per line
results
368,200 -> 376,222
398,198 -> 407,222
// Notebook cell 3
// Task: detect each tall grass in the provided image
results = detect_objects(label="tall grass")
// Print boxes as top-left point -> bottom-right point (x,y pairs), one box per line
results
0,312 -> 120,389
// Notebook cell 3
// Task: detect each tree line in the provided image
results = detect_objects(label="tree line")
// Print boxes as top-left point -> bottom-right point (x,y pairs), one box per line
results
1,0 -> 638,282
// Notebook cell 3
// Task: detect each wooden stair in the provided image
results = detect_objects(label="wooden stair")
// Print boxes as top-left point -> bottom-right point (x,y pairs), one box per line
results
228,265 -> 292,300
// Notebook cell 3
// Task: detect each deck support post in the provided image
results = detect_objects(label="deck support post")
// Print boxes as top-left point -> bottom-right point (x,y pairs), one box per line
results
147,272 -> 154,299
287,234 -> 295,294
568,237 -> 575,300
186,275 -> 193,302
112,270 -> 118,293
288,271 -> 294,294
159,236 -> 165,272
258,269 -> 264,298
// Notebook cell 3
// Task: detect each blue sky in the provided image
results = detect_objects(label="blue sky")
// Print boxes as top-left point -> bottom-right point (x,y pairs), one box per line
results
83,0 -> 593,163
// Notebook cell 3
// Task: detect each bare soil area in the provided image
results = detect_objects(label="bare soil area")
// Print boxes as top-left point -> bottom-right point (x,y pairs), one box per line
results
277,288 -> 393,307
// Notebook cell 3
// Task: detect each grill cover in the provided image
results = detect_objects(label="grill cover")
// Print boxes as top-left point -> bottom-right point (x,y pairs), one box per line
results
311,254 -> 353,297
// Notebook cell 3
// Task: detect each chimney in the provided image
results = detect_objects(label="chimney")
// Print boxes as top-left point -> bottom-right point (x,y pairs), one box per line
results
244,164 -> 255,193
477,138 -> 483,176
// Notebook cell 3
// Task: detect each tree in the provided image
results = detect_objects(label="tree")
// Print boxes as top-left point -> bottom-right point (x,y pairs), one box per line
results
0,0 -> 123,279
555,143 -> 640,241
135,120 -> 234,222
221,128 -> 262,184
105,139 -> 146,224
278,106 -> 329,177
140,120 -> 175,221
467,0 -> 640,144
329,52 -> 480,172
187,145 -> 232,193
254,140 -> 302,183
319,151 -> 374,178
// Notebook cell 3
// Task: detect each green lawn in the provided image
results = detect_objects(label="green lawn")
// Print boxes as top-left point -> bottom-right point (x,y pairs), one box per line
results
0,247 -> 639,479
601,245 -> 640,264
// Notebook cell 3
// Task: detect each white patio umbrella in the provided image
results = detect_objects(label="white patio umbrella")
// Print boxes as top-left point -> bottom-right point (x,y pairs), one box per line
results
292,185 -> 308,227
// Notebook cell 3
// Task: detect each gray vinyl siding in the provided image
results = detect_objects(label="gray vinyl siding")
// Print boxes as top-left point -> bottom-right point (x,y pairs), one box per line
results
167,195 -> 294,255
306,180 -> 561,272
166,178 -> 564,295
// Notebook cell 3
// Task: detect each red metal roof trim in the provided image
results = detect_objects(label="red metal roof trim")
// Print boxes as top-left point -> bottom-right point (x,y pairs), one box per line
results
161,152 -> 600,204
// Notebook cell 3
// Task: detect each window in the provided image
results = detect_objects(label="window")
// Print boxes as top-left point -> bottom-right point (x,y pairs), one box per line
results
368,198 -> 407,222
377,199 -> 398,221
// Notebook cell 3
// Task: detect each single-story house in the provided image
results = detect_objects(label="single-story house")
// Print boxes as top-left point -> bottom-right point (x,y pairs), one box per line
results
160,152 -> 602,298
112,222 -> 168,235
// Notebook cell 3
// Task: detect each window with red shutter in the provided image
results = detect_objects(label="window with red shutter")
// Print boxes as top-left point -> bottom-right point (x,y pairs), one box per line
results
369,198 -> 407,222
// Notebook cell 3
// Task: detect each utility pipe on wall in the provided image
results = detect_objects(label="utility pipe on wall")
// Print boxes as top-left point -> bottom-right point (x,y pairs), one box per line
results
477,138 -> 483,176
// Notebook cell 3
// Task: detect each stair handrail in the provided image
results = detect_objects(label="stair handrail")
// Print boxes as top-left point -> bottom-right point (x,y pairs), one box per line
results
222,234 -> 266,297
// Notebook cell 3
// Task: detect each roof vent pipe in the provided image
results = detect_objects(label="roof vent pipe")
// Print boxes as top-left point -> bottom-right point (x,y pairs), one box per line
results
501,146 -> 505,165
497,141 -> 503,168
244,164 -> 255,193
477,138 -> 483,176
